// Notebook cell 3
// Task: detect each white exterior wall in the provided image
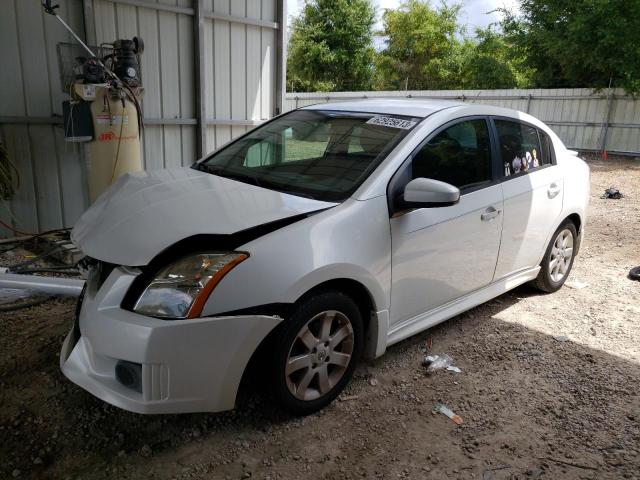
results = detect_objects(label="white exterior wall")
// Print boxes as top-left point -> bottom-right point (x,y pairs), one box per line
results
0,0 -> 88,234
285,89 -> 640,155
0,0 -> 284,236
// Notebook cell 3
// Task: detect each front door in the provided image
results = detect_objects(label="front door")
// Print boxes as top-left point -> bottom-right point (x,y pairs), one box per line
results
389,118 -> 503,327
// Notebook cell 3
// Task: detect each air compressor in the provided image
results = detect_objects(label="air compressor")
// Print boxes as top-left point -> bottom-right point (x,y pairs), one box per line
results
43,1 -> 145,202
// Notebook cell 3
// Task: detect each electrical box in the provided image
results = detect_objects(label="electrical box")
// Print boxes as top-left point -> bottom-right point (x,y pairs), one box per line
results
62,100 -> 94,142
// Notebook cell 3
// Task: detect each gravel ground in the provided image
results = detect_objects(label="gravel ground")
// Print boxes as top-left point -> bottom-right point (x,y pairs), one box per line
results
1,154 -> 639,480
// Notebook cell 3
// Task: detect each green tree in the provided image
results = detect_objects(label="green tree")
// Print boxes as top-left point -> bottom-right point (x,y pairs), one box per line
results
287,0 -> 376,92
500,0 -> 640,92
374,0 -> 463,90
458,26 -> 532,89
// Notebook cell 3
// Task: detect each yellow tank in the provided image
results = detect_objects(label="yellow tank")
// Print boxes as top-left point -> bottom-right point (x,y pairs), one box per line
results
73,84 -> 143,202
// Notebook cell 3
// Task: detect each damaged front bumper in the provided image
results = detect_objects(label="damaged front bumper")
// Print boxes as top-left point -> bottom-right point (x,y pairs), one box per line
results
60,267 -> 282,414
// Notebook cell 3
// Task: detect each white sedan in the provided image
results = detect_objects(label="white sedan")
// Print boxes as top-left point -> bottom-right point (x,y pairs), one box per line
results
61,99 -> 590,415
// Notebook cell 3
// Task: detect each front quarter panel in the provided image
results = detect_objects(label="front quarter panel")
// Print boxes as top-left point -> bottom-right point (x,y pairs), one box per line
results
202,196 -> 392,317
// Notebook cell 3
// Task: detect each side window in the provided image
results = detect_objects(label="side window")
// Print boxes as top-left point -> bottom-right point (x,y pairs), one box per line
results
245,140 -> 275,167
412,119 -> 492,190
538,130 -> 554,166
495,120 -> 548,177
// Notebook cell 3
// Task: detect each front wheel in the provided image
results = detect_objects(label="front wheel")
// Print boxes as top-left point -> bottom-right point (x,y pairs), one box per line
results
532,221 -> 577,293
271,291 -> 363,415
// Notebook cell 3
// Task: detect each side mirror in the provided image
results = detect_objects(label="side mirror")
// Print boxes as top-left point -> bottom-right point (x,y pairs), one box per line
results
403,178 -> 460,208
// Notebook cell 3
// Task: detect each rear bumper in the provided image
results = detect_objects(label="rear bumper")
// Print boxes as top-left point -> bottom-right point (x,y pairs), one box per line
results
60,267 -> 281,414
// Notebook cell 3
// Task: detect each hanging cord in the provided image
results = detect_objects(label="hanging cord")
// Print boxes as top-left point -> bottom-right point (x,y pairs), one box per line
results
105,91 -> 112,124
0,199 -> 28,235
0,141 -> 20,201
110,98 -> 126,183
0,225 -> 71,242
0,218 -> 34,237
120,83 -> 144,132
0,200 -> 71,237
65,82 -> 76,140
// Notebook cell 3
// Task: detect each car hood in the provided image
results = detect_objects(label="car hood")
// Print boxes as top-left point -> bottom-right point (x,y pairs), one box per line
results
72,167 -> 336,266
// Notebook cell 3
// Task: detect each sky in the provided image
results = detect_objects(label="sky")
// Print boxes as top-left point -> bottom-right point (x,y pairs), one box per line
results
287,0 -> 521,41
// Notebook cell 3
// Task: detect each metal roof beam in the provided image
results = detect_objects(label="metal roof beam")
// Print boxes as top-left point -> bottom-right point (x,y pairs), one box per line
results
101,0 -> 280,29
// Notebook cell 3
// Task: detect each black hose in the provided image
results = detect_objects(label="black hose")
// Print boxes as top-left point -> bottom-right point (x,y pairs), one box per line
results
0,243 -> 22,254
0,297 -> 51,312
0,227 -> 72,255
11,268 -> 81,275
2,226 -> 71,241
6,243 -> 66,271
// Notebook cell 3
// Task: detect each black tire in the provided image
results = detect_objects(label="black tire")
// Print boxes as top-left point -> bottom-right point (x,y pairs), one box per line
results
629,266 -> 640,281
271,290 -> 363,415
532,220 -> 578,293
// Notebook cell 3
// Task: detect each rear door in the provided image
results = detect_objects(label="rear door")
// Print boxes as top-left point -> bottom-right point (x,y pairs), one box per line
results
491,118 -> 564,279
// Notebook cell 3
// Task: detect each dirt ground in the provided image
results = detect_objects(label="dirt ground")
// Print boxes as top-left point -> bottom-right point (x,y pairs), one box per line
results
1,154 -> 639,480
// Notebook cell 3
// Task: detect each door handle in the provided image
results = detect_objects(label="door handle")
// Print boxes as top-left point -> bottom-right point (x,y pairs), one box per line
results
481,206 -> 501,221
548,183 -> 561,198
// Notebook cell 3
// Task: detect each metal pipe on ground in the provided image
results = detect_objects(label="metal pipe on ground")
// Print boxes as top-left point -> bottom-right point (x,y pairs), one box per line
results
0,273 -> 85,297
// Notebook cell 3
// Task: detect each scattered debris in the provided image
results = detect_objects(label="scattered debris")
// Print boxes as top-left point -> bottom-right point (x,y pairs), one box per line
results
565,279 -> 589,289
482,470 -> 495,480
553,335 -> 570,342
368,377 -> 378,387
601,186 -> 623,199
539,457 -> 598,471
423,354 -> 454,373
526,467 -> 544,479
482,467 -> 513,480
423,354 -> 463,373
139,444 -> 152,457
339,394 -> 358,402
434,402 -> 463,425
628,266 -> 640,281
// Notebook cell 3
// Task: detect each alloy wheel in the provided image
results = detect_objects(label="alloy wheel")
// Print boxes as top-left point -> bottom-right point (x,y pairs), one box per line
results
549,228 -> 574,282
285,310 -> 354,401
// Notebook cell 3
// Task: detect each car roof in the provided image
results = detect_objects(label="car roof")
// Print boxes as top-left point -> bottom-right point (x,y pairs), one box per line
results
301,98 -> 465,118
299,98 -> 554,137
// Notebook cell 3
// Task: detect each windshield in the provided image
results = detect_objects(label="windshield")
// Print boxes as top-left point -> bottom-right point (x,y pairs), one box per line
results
194,109 -> 421,201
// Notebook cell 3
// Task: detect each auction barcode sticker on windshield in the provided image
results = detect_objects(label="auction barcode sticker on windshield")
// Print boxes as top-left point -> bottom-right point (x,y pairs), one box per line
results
366,115 -> 417,129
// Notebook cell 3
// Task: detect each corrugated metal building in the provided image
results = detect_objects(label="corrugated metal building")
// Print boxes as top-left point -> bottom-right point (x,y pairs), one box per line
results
0,0 -> 285,236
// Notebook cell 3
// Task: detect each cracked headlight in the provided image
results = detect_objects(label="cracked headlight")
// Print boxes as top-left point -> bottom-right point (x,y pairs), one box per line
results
133,252 -> 248,319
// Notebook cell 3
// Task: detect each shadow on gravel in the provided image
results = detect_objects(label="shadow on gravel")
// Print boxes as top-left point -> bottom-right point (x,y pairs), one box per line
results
1,285 -> 639,479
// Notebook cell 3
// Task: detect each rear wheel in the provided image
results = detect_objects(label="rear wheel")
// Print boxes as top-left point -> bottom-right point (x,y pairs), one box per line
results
532,220 -> 577,293
271,291 -> 363,415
